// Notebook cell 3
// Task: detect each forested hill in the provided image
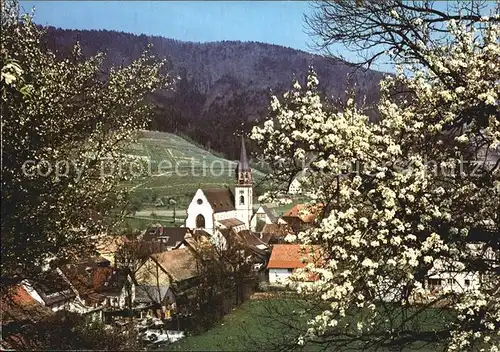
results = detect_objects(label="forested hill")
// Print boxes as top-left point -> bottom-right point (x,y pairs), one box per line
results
43,27 -> 386,159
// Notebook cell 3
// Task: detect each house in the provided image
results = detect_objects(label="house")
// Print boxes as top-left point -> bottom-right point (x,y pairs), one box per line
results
59,259 -> 135,312
267,244 -> 323,285
22,269 -> 79,312
184,137 -> 254,243
288,178 -> 303,195
143,226 -> 192,250
419,243 -> 497,297
95,236 -> 127,265
1,285 -> 53,350
258,223 -> 294,244
281,203 -> 324,233
214,228 -> 271,270
217,218 -> 247,233
114,238 -> 180,274
250,205 -> 278,231
134,247 -> 198,316
236,230 -> 271,269
287,168 -> 310,195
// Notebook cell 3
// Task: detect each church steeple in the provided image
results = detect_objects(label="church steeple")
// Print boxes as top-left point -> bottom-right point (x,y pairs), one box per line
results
235,136 -> 253,229
236,136 -> 252,186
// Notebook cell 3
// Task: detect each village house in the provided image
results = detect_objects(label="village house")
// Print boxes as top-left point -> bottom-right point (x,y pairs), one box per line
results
51,256 -> 136,323
250,205 -> 279,232
95,236 -> 127,266
1,285 -> 53,350
287,178 -> 303,195
281,203 -> 324,234
134,247 -> 199,319
216,228 -> 271,271
421,242 -> 498,296
142,225 -> 192,251
21,269 -> 80,312
60,265 -> 135,310
267,244 -> 323,285
258,223 -> 294,244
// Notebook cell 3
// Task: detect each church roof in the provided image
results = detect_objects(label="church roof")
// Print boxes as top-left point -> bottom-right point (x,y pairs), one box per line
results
218,218 -> 245,228
236,136 -> 250,173
203,188 -> 235,213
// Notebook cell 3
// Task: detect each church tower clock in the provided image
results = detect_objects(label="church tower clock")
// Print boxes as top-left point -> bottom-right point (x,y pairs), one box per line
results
235,136 -> 253,229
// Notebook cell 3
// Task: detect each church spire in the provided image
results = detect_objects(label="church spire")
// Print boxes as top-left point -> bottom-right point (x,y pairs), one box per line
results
238,136 -> 250,172
236,136 -> 252,185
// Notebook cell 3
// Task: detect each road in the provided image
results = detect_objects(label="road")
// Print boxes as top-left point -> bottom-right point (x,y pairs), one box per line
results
132,203 -> 280,218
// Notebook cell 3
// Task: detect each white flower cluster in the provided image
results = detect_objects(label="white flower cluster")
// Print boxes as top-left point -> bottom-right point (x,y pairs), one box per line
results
251,19 -> 499,351
2,14 -> 172,277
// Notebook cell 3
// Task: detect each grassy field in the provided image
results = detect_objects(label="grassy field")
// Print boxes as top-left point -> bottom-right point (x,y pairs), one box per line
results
165,298 -> 447,352
166,298 -> 309,351
122,216 -> 185,230
273,202 -> 296,217
125,131 -> 267,209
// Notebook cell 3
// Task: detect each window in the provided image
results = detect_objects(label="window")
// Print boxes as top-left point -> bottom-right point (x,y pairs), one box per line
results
447,279 -> 454,285
465,279 -> 470,286
197,198 -> 203,205
239,195 -> 245,205
428,278 -> 441,287
287,269 -> 293,274
196,214 -> 205,228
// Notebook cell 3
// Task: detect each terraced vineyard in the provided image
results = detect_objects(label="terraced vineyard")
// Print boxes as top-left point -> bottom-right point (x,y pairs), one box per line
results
126,130 -> 266,209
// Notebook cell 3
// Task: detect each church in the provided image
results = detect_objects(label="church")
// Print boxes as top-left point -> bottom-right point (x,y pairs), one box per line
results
184,137 -> 254,248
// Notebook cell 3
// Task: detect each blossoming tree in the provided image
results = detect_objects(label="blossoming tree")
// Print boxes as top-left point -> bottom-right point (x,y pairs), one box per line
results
1,3 -> 172,284
252,13 -> 499,352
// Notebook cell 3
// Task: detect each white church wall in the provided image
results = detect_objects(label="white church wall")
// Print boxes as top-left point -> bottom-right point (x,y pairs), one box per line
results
185,189 -> 214,234
235,186 -> 253,228
214,210 -> 237,221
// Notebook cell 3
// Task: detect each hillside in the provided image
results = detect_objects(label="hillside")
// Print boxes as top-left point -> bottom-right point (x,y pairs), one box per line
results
42,27 -> 386,159
125,130 -> 265,210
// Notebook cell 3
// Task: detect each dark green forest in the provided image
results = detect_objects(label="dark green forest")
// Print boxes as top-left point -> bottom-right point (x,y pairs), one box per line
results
43,27 -> 385,159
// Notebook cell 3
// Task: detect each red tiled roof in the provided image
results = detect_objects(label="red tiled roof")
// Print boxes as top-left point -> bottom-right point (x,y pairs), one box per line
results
267,244 -> 323,269
60,264 -> 127,300
1,285 -> 52,324
6,285 -> 38,306
283,204 -> 324,223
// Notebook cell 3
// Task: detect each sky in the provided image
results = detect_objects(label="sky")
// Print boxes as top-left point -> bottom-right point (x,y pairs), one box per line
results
21,1 -> 316,52
18,1 -> 497,73
20,0 -> 385,69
